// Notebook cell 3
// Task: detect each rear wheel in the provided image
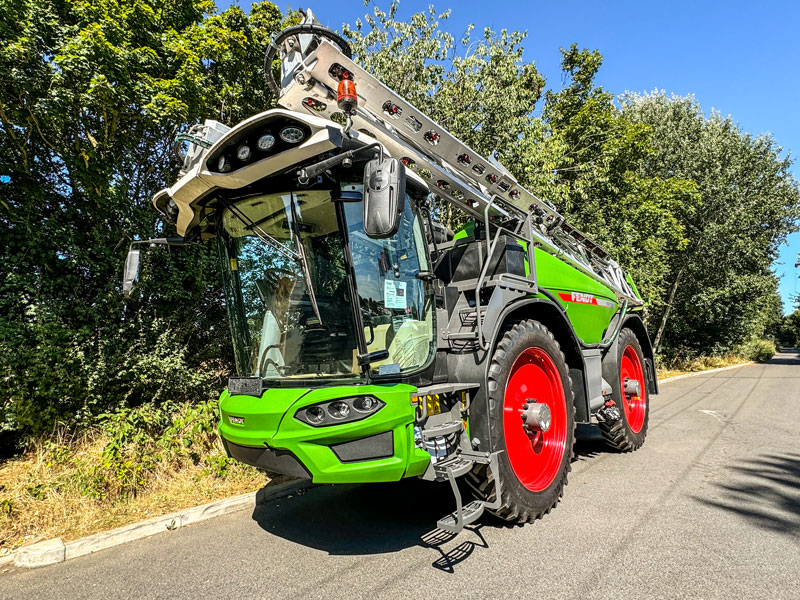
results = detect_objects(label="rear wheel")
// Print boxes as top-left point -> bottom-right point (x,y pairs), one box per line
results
469,320 -> 575,523
599,328 -> 649,451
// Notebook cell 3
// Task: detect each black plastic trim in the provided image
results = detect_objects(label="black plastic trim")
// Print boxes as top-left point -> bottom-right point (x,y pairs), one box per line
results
330,431 -> 394,463
224,439 -> 311,479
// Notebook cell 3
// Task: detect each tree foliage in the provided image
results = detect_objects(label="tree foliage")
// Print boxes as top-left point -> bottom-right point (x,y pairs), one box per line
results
621,93 -> 799,354
0,0 -> 291,438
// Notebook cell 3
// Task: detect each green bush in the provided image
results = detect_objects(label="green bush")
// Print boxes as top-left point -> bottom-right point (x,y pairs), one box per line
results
738,339 -> 776,362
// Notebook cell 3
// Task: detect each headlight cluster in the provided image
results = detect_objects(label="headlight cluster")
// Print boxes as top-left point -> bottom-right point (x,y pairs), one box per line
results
295,395 -> 384,427
209,119 -> 310,174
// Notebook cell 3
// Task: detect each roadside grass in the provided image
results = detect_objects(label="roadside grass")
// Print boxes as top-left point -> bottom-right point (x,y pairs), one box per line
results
656,354 -> 752,380
0,400 -> 268,555
656,339 -> 776,380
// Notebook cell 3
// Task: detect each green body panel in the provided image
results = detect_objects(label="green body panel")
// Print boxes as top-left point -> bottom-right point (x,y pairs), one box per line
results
218,384 -> 430,483
532,248 -> 618,344
457,222 -> 619,344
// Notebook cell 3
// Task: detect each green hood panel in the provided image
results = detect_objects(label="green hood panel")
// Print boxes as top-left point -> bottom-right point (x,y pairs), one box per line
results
219,387 -> 309,445
219,383 -> 430,483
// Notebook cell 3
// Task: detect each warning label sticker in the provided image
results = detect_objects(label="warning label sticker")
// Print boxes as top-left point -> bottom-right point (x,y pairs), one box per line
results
384,279 -> 407,309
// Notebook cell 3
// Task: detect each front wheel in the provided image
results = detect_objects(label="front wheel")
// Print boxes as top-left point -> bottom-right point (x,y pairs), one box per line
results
469,320 -> 575,523
599,327 -> 650,451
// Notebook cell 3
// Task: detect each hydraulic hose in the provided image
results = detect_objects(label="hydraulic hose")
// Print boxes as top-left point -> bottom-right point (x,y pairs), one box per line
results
263,24 -> 353,99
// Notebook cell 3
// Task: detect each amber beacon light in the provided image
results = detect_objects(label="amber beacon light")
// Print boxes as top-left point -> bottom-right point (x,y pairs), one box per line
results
337,78 -> 358,113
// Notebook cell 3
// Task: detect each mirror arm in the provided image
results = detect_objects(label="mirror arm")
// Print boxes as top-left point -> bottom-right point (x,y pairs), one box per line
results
297,143 -> 382,184
130,237 -> 189,248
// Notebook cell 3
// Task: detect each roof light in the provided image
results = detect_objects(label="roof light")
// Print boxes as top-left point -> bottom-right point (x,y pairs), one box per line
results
280,126 -> 305,143
236,144 -> 252,161
257,133 -> 275,151
217,155 -> 232,173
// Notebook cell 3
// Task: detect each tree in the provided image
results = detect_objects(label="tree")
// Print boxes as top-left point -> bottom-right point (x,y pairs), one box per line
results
622,93 -> 800,355
0,0 -> 291,437
526,46 -> 693,325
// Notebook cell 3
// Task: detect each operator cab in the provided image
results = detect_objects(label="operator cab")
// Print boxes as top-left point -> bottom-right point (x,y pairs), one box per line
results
215,162 -> 436,384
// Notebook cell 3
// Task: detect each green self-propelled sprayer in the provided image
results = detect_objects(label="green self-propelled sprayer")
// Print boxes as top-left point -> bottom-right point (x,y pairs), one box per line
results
124,9 -> 657,532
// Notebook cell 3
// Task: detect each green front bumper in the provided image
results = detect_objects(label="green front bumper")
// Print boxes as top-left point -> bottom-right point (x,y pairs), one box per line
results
218,384 -> 431,484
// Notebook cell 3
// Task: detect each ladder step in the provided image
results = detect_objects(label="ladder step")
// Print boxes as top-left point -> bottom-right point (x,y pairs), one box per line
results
422,421 -> 464,439
446,332 -> 478,341
433,455 -> 474,479
458,305 -> 486,314
437,500 -> 485,531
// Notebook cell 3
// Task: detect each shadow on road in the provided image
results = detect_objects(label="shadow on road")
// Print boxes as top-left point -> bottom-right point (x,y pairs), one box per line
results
691,452 -> 800,539
763,348 -> 800,366
251,477 -> 492,571
250,427 -> 613,570
573,423 -> 611,462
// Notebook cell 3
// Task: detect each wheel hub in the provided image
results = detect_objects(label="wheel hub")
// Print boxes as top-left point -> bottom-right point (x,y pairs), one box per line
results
620,346 -> 647,434
521,400 -> 551,433
623,377 -> 641,397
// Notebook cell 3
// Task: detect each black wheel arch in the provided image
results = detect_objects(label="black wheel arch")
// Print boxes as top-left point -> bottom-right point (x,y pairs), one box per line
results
604,313 -> 658,395
485,297 -> 592,424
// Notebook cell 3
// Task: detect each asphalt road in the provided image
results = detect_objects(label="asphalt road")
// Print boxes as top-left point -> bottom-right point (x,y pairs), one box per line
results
2,352 -> 799,599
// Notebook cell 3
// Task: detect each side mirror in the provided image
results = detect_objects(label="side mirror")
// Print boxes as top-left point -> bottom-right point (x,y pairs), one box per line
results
121,237 -> 186,297
122,246 -> 141,297
363,156 -> 405,239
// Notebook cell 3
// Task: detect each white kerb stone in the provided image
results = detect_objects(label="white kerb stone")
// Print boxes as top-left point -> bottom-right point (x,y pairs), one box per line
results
15,537 -> 66,568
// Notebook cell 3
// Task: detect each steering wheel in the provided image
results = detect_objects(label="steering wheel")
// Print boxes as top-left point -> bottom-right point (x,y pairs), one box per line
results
263,24 -> 353,99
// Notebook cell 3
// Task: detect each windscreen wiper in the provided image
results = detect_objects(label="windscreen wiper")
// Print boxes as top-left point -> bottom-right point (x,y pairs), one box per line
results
222,199 -> 299,263
286,193 -> 323,326
219,197 -> 323,326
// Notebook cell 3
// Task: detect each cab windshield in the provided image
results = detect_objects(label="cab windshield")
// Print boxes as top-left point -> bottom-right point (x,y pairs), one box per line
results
218,183 -> 434,381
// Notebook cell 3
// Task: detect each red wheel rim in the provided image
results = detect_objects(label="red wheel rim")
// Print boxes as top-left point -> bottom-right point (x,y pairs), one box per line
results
620,345 -> 647,433
503,347 -> 567,492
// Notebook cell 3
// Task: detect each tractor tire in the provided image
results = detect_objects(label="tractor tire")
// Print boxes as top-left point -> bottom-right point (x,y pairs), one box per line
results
599,327 -> 649,451
468,320 -> 575,523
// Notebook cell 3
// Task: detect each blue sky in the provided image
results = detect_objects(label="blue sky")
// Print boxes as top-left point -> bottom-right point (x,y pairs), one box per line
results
222,0 -> 800,311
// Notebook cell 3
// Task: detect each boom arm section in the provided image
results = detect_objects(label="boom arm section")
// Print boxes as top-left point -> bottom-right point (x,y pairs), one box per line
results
270,10 -> 641,306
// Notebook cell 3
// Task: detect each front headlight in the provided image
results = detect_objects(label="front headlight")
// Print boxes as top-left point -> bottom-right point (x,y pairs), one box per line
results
295,396 -> 384,427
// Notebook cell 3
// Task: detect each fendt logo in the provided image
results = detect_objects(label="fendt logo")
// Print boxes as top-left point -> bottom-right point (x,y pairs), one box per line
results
571,292 -> 594,304
557,292 -> 616,309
